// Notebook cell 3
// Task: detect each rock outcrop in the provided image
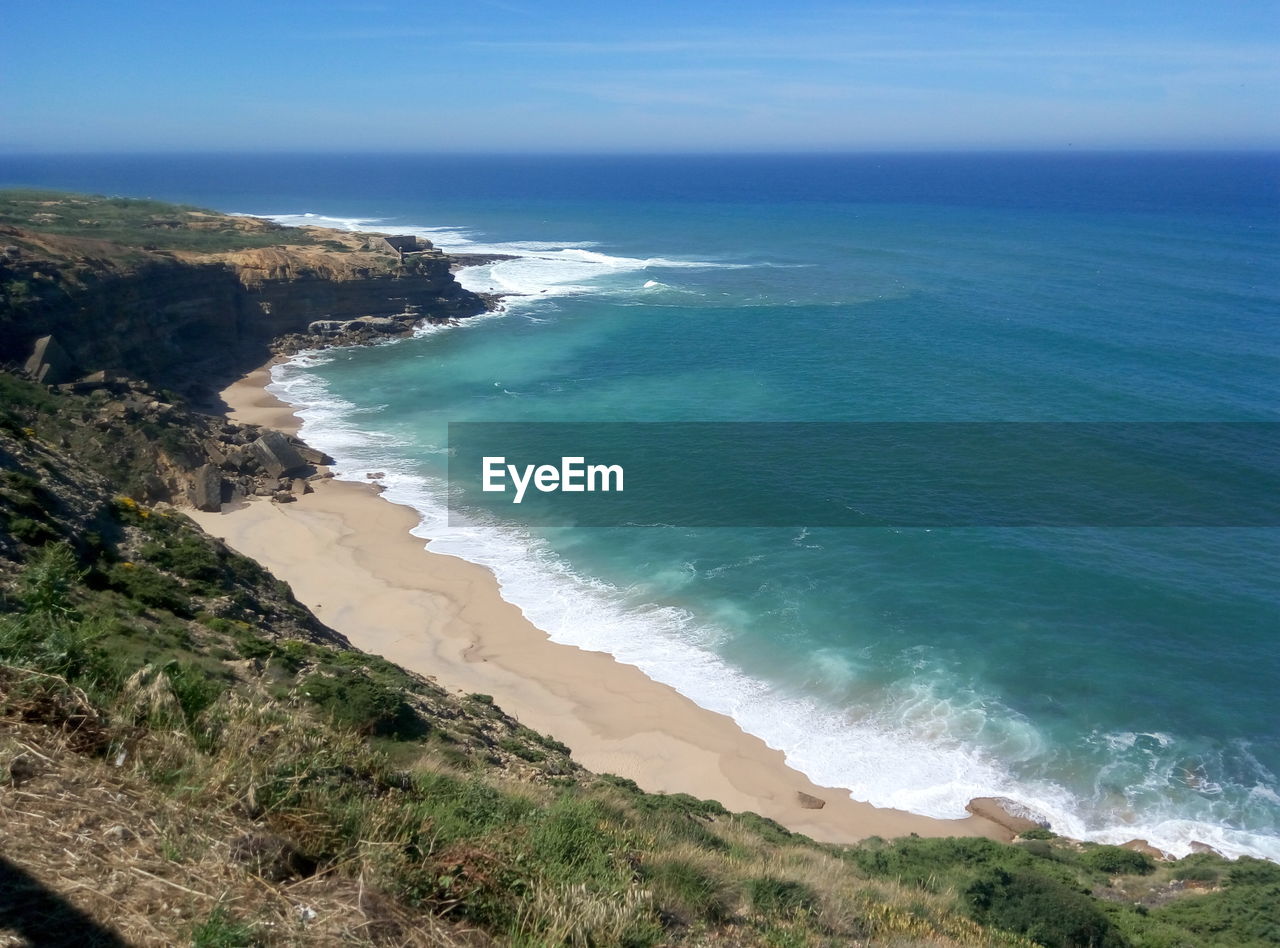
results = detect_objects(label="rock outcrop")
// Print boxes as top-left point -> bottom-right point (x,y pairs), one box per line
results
188,463 -> 224,512
248,430 -> 307,479
0,215 -> 489,402
23,334 -> 76,385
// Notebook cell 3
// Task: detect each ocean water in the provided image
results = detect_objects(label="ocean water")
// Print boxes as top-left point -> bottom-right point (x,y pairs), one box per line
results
4,153 -> 1277,858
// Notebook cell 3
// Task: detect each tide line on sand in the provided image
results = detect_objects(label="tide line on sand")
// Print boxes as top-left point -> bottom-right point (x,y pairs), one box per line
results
188,363 -> 1014,846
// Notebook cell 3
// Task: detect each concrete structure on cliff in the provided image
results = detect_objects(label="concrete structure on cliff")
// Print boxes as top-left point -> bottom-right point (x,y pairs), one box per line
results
364,234 -> 437,260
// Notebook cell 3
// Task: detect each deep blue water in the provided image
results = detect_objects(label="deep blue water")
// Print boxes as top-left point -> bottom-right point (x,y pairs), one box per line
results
4,153 -> 1277,857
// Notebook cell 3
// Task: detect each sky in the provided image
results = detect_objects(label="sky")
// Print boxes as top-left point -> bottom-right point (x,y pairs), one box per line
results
2,0 -> 1277,152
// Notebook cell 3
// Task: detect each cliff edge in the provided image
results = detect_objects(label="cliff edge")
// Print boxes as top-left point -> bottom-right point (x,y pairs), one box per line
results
0,190 -> 490,402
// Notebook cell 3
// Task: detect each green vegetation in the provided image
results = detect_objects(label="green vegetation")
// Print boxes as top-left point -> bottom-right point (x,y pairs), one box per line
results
1082,844 -> 1157,877
191,905 -> 260,948
746,877 -> 819,917
0,189 -> 325,254
6,517 -> 1277,946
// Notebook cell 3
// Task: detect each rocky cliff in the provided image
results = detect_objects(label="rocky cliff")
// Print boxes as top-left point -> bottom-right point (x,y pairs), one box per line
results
0,193 -> 489,400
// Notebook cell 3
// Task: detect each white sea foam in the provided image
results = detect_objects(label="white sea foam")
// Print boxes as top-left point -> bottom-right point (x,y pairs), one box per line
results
268,352 -> 1280,862
257,208 -> 1280,864
257,211 -> 746,308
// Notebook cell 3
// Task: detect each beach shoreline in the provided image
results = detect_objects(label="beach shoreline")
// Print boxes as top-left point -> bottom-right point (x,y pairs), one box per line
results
188,359 -> 1016,846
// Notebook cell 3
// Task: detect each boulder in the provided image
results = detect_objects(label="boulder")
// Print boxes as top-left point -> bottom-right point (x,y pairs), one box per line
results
272,490 -> 296,504
795,791 -> 826,810
249,430 -> 307,478
965,797 -> 1049,835
220,446 -> 245,472
307,319 -> 348,336
1189,840 -> 1223,857
353,316 -> 402,333
69,369 -> 126,393
188,463 -> 223,512
203,439 -> 228,467
297,445 -> 333,466
23,334 -> 76,385
290,477 -> 312,496
1121,839 -> 1171,861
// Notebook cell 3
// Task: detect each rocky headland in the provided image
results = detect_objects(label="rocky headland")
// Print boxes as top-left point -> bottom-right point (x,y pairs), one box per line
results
0,191 -> 499,405
0,191 -> 502,513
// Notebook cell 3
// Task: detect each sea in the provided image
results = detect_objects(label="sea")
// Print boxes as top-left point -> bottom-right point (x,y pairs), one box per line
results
3,152 -> 1277,859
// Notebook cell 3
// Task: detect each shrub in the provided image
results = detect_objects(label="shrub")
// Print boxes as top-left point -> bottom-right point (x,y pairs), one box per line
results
1172,864 -> 1220,883
17,542 -> 83,617
637,791 -> 729,821
1226,857 -> 1280,888
105,562 -> 192,616
8,516 -> 55,545
0,612 -> 106,683
1020,839 -> 1057,860
141,534 -> 223,586
851,835 -> 1009,890
1154,863 -> 1280,944
232,631 -> 276,660
746,877 -> 817,917
301,667 -> 423,739
599,774 -> 642,794
1019,827 -> 1058,840
733,811 -> 797,846
498,736 -> 545,762
965,867 -> 1125,948
164,662 -> 225,726
1168,852 -> 1225,884
1082,844 -> 1155,876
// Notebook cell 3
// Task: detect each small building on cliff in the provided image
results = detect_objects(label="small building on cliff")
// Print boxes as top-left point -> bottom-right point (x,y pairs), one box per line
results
364,234 -> 434,260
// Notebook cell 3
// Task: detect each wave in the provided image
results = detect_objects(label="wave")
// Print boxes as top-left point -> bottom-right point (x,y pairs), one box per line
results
264,351 -> 1280,862
257,208 -> 1280,863
257,211 -> 749,306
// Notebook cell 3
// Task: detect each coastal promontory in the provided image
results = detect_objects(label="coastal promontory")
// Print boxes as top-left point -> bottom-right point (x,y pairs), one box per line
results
0,190 -> 491,401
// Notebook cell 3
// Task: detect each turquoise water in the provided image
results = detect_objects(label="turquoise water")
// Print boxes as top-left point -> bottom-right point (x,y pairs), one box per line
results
5,154 -> 1277,857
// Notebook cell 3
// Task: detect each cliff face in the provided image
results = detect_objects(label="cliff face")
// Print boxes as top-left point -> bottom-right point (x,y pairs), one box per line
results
232,248 -> 480,337
0,218 -> 484,398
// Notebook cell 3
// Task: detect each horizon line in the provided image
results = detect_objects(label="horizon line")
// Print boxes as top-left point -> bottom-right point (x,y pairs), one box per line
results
2,146 -> 1279,159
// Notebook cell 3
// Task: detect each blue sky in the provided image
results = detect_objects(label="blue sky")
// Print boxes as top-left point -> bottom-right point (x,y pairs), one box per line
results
2,0 -> 1277,152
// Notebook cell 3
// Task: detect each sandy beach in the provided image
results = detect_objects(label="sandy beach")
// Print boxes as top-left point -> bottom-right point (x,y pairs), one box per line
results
189,363 -> 1012,846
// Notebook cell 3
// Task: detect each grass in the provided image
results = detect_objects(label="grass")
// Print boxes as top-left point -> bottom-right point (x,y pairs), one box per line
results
0,189 -> 324,254
191,906 -> 260,948
0,531 -> 1041,947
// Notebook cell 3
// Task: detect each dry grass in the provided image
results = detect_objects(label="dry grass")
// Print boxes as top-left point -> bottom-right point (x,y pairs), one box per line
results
0,710 -> 487,946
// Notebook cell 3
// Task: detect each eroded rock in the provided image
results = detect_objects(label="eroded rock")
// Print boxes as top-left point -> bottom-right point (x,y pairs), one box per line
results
188,463 -> 223,513
249,430 -> 307,478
